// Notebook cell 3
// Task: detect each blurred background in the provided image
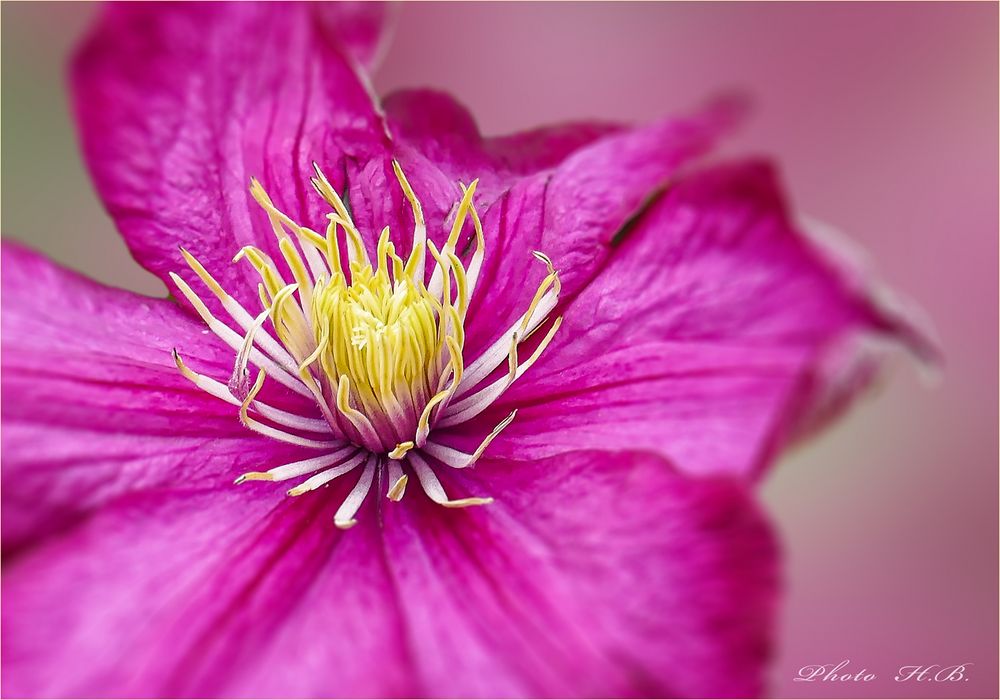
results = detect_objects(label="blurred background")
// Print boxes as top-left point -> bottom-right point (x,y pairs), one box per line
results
2,3 -> 996,697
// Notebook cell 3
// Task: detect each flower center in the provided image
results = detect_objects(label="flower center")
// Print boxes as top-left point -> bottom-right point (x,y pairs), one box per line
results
311,265 -> 441,447
170,161 -> 561,527
300,168 -> 467,454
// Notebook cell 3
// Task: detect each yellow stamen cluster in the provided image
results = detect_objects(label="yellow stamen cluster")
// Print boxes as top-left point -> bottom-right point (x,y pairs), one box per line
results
267,163 -> 481,453
170,160 -> 562,525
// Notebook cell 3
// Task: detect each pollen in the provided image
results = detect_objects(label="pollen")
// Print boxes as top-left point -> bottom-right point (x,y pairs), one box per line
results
171,161 -> 561,527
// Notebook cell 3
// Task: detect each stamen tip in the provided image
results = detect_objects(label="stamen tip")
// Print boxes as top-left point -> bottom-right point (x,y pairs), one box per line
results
531,250 -> 553,267
387,474 -> 408,502
236,471 -> 273,485
335,518 -> 358,530
170,348 -> 193,377
442,496 -> 494,509
388,441 -> 414,460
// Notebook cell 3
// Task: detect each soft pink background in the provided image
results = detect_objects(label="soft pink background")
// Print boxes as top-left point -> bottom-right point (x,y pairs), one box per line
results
2,3 -> 997,697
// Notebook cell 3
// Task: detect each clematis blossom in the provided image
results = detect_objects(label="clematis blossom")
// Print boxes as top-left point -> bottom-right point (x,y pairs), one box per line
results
1,4 -> 931,698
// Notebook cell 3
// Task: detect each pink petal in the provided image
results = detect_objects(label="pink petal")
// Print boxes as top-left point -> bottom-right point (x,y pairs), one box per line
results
464,100 -> 741,356
383,90 -> 736,355
381,450 -> 778,697
458,161 -> 933,479
1,243 -> 311,549
487,120 -> 627,175
382,89 -> 627,289
1,488 -> 411,697
2,450 -> 776,697
384,88 -> 623,187
71,4 -> 391,309
314,2 -> 394,70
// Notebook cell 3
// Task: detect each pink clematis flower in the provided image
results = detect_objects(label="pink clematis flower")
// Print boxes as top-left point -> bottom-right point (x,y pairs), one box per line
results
1,4 -> 932,698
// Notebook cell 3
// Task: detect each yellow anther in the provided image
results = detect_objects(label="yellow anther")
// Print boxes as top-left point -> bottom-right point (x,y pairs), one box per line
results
389,441 -> 415,460
441,496 -> 494,509
387,474 -> 409,501
179,247 -> 227,299
239,368 -> 267,428
234,472 -> 273,484
519,253 -> 560,336
445,180 -> 479,251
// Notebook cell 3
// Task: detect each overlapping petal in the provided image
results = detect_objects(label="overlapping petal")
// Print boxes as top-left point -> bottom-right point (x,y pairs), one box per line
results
2,449 -> 777,698
384,89 -> 744,356
73,2 -> 733,342
454,161 -> 931,479
0,243 -> 311,550
384,88 -> 624,189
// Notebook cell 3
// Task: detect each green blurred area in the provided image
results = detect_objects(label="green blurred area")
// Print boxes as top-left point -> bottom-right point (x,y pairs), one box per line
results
1,2 -> 163,295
